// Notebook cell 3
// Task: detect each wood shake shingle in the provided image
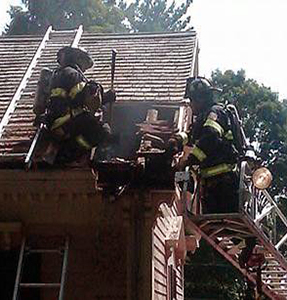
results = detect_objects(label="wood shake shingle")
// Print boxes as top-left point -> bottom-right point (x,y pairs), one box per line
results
0,28 -> 197,160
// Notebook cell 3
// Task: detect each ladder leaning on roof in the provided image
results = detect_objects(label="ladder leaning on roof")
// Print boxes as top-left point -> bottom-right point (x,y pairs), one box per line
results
24,25 -> 84,168
0,26 -> 53,139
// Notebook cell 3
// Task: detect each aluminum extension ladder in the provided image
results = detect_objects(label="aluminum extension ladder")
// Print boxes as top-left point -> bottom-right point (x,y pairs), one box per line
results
12,236 -> 69,300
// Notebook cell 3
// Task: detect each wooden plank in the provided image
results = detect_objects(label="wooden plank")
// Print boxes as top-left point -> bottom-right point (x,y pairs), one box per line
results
154,294 -> 166,300
153,257 -> 166,277
154,225 -> 166,242
154,241 -> 166,258
154,277 -> 167,288
157,216 -> 169,232
154,231 -> 166,248
154,280 -> 168,297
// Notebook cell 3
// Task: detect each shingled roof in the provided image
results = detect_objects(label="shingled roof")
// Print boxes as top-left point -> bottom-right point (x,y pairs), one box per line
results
0,26 -> 197,160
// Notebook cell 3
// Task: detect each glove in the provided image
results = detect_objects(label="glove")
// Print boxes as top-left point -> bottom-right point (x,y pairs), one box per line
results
87,80 -> 101,95
165,138 -> 179,156
103,89 -> 116,105
33,114 -> 48,127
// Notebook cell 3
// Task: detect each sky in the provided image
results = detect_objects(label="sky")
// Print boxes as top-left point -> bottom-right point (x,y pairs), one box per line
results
190,0 -> 287,100
0,0 -> 286,99
0,0 -> 21,31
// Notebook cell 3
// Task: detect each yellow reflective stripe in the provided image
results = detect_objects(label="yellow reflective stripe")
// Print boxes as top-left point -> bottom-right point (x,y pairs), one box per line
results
203,118 -> 224,137
177,132 -> 189,145
69,82 -> 86,99
191,145 -> 207,162
224,130 -> 234,141
51,113 -> 71,130
201,163 -> 236,178
50,108 -> 84,131
50,88 -> 67,98
76,135 -> 91,149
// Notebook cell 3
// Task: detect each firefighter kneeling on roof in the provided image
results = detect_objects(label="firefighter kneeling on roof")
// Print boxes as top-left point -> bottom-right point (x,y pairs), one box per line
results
33,46 -> 116,164
169,77 -> 240,214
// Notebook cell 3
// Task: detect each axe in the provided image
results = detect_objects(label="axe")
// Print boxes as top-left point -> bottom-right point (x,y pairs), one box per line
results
109,49 -> 117,126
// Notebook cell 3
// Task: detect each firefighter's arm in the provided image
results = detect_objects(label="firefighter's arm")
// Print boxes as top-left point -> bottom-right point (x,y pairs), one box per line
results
82,81 -> 103,114
82,82 -> 116,114
178,145 -> 193,169
166,132 -> 189,155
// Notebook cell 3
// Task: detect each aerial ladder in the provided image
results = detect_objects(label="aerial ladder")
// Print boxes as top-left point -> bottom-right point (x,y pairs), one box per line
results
176,104 -> 287,300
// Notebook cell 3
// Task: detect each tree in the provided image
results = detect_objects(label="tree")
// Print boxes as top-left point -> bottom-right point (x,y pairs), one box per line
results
185,241 -> 247,300
4,0 -> 128,35
119,0 -> 193,32
184,240 -> 272,300
211,69 -> 287,197
4,0 -> 194,35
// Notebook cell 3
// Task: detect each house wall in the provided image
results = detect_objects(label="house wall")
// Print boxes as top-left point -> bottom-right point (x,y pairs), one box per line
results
0,170 -> 128,300
0,170 -> 178,300
152,198 -> 184,300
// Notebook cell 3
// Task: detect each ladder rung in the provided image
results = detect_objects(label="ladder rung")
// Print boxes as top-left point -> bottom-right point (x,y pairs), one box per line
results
263,277 -> 287,281
26,249 -> 62,254
263,275 -> 286,278
262,270 -> 287,274
270,288 -> 287,292
20,283 -> 61,288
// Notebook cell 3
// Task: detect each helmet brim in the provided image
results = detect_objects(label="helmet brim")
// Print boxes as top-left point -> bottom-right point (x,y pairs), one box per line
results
58,47 -> 94,70
72,47 -> 93,70
184,77 -> 222,99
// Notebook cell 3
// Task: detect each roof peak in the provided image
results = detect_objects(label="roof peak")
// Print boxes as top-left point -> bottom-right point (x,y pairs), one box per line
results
82,30 -> 196,39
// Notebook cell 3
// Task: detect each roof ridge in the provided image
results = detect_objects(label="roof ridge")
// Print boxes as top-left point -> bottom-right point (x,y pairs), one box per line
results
1,29 -> 196,41
81,30 -> 196,39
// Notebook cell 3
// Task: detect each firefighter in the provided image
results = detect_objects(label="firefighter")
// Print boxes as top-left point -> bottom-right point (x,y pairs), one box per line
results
170,77 -> 240,214
33,46 -> 116,164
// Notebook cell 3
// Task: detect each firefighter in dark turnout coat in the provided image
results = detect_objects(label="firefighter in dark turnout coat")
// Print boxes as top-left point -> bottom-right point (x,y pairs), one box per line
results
33,46 -> 115,163
172,77 -> 239,214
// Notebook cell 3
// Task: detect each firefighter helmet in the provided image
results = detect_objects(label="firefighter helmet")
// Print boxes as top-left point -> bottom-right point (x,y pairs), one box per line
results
57,46 -> 93,71
184,76 -> 221,102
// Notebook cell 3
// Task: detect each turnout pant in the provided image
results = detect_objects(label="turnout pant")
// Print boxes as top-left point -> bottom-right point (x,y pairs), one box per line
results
201,171 -> 239,214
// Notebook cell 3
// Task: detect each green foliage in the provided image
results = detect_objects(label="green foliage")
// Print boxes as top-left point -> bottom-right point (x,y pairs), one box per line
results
4,0 -> 193,35
211,69 -> 287,196
4,0 -> 128,35
185,241 -> 250,300
119,0 -> 193,32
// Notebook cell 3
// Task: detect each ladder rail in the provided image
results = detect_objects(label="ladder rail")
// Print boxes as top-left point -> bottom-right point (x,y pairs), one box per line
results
71,25 -> 83,48
12,237 -> 26,300
240,161 -> 287,253
0,26 -> 53,138
12,236 -> 70,300
59,237 -> 69,300
24,25 -> 84,168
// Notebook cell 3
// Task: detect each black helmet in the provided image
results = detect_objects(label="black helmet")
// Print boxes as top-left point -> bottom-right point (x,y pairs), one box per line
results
57,46 -> 93,71
184,76 -> 221,102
